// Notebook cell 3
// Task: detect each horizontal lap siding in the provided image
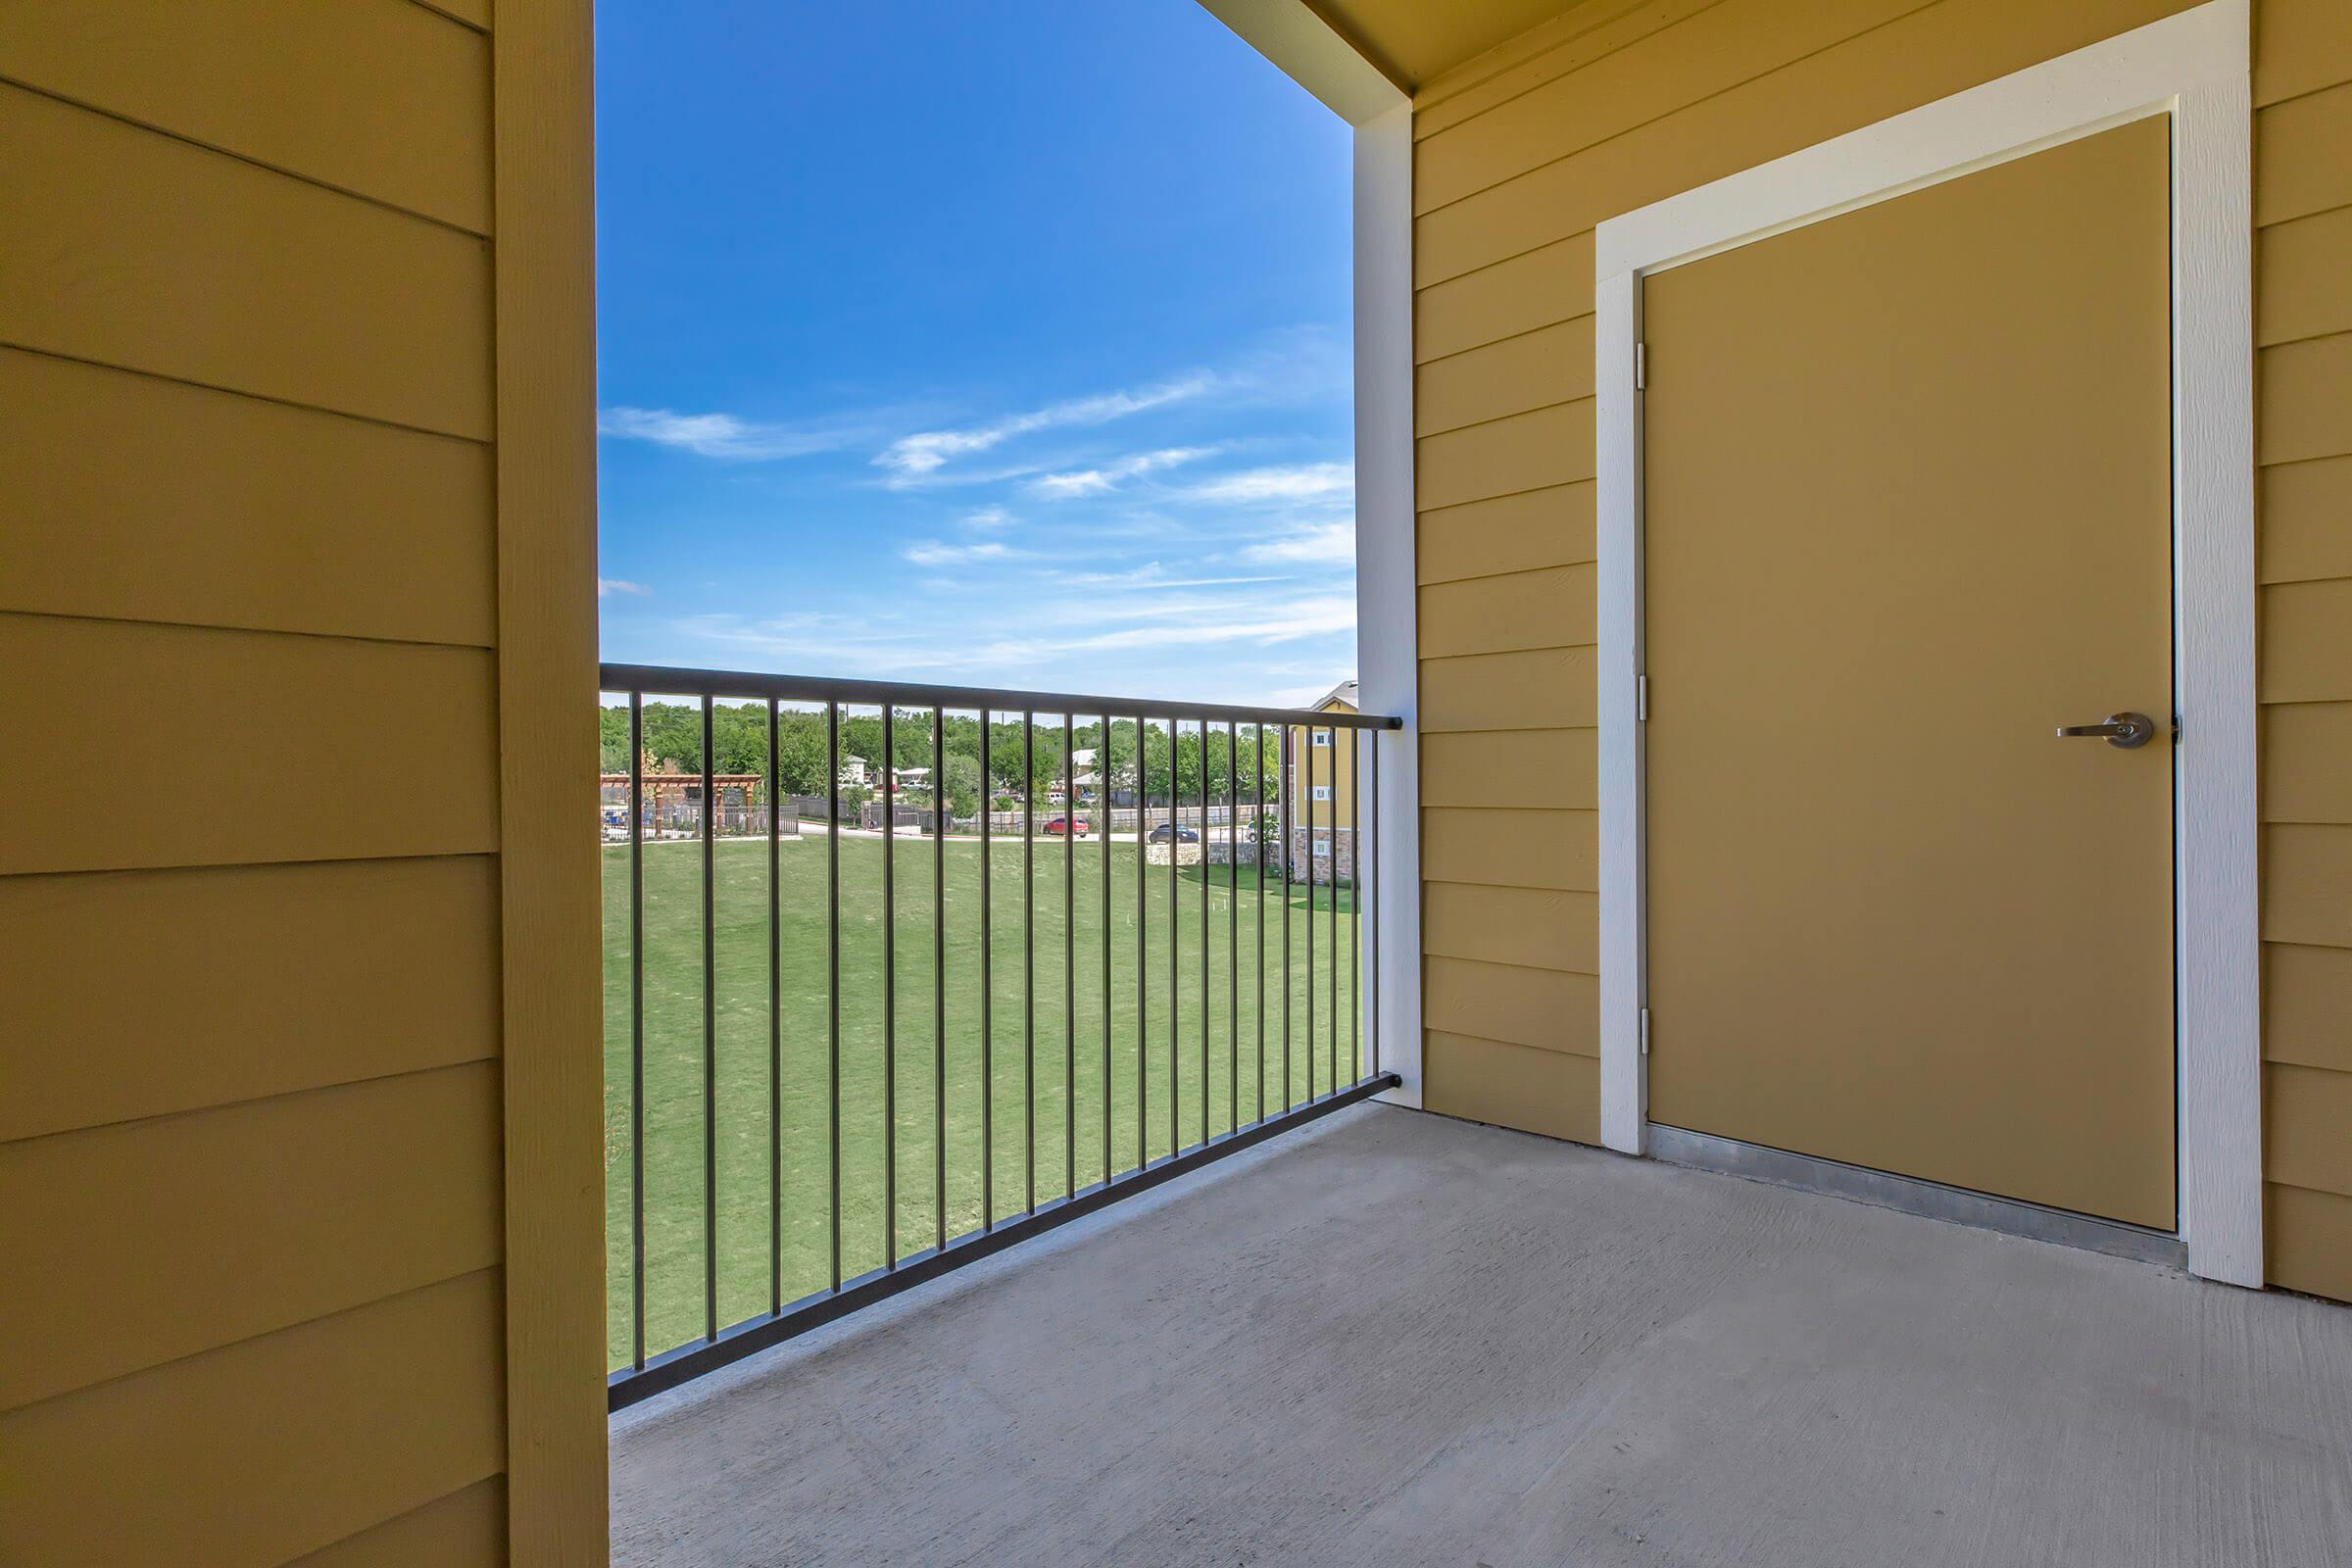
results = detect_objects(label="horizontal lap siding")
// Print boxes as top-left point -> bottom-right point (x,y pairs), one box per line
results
2253,0 -> 2352,1301
0,3 -> 513,1559
1418,481 -> 1596,584
0,83 -> 493,439
1,1270 -> 508,1568
0,0 -> 493,232
287,1479 -> 509,1568
1,856 -> 502,1144
0,347 -> 497,646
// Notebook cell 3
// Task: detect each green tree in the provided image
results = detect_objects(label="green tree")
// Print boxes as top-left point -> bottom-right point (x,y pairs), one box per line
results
710,702 -> 767,776
776,711 -> 828,794
599,706 -> 630,773
639,702 -> 701,773
1139,720 -> 1173,805
942,754 -> 983,819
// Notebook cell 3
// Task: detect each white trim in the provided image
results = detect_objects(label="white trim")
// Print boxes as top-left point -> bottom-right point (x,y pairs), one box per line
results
1193,0 -> 1404,123
1594,0 -> 2259,1285
1354,100 -> 1423,1107
1596,268 -> 1645,1156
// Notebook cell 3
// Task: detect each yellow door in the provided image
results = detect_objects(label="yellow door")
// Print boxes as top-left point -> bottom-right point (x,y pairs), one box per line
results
1642,119 -> 2177,1230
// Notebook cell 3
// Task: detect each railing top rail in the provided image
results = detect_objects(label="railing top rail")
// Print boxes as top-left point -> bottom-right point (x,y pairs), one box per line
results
598,662 -> 1402,730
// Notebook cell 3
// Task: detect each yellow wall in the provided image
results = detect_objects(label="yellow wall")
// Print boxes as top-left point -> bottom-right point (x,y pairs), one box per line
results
1407,0 -> 2352,1299
0,1 -> 606,1560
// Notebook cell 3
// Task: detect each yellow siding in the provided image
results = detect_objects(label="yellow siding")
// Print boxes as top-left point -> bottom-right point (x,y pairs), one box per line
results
1423,728 -> 1598,810
3,1062 -> 504,1408
0,83 -> 494,439
1425,955 -> 1599,1055
2254,0 -> 2352,1300
1407,0 -> 2352,1305
0,0 -> 493,232
287,1479 -> 509,1568
2,857 -> 501,1143
0,1 -> 547,1557
2258,456 -> 2352,583
0,615 -> 500,876
2,1269 -> 507,1567
0,347 -> 497,646
1426,1031 -> 1601,1144
1417,481 -> 1595,585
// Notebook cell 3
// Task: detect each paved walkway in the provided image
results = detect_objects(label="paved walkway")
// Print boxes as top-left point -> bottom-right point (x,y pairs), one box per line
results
613,1103 -> 2352,1566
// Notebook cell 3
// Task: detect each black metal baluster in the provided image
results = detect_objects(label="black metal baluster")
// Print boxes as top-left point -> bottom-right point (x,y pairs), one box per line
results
1199,718 -> 1209,1146
1228,720 -> 1239,1134
1306,722 -> 1316,1106
1281,723 -> 1293,1113
1063,712 -> 1076,1200
1137,715 -> 1148,1166
879,705 -> 884,1269
933,706 -> 947,1253
1350,726 -> 1362,1086
827,701 -> 843,1292
979,710 -> 994,1232
768,701 -> 782,1313
629,692 -> 646,1370
1255,722 -> 1266,1124
1022,710 -> 1036,1215
1167,718 -> 1179,1157
1101,713 -> 1112,1187
1327,724 -> 1339,1096
1369,731 -> 1380,1078
701,696 -> 717,1342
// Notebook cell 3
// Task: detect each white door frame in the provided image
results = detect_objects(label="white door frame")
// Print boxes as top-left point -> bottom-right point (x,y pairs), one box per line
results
1592,0 -> 2260,1286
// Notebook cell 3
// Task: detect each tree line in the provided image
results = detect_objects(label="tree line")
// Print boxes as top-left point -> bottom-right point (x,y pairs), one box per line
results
600,704 -> 1288,820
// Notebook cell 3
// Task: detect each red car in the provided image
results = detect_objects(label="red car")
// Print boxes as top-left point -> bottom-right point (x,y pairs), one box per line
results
1043,815 -> 1091,837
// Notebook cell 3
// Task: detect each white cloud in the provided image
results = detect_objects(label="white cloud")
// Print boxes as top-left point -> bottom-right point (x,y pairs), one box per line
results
1187,463 -> 1354,505
970,593 -> 1357,663
875,373 -> 1215,482
1241,520 -> 1354,565
598,406 -> 864,461
670,612 -> 952,676
597,578 -> 652,597
962,506 -> 1015,531
899,540 -> 1021,567
1029,446 -> 1215,499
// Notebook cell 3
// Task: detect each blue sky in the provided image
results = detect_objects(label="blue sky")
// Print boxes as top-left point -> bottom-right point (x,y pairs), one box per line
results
595,2 -> 1356,708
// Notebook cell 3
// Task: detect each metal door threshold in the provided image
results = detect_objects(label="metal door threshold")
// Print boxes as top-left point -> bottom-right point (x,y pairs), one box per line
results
1646,1124 -> 2186,1269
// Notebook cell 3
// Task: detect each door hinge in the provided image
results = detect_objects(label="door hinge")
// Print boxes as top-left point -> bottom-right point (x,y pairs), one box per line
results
1635,342 -> 1647,390
1637,673 -> 1649,721
1640,1007 -> 1651,1056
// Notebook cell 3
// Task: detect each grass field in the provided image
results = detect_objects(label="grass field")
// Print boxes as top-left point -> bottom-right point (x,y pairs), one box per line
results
603,830 -> 1364,1369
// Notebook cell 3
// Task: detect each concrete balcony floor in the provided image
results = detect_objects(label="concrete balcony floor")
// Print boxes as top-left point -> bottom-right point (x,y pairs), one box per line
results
612,1103 -> 2352,1566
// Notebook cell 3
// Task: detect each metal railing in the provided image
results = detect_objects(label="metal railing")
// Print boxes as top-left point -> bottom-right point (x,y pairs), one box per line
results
601,663 -> 1400,1407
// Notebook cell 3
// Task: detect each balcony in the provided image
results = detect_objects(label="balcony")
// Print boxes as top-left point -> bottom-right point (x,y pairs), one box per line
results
593,670 -> 2352,1568
609,1102 -> 2352,1566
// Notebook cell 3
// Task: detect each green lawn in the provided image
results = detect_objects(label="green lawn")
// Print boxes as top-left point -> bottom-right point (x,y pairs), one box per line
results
603,830 -> 1363,1369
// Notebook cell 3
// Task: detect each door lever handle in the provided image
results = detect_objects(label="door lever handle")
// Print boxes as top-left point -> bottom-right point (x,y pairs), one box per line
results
2055,711 -> 2156,749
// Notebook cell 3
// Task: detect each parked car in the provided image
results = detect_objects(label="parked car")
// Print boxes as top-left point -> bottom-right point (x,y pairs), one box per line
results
1044,815 -> 1090,837
1148,822 -> 1200,843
